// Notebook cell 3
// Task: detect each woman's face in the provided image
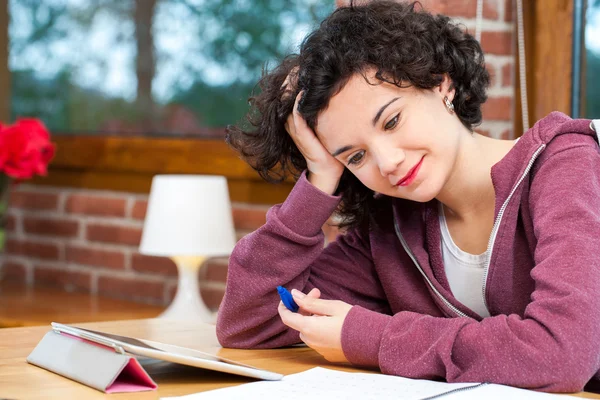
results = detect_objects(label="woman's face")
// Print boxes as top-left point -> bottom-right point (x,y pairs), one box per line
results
315,71 -> 463,202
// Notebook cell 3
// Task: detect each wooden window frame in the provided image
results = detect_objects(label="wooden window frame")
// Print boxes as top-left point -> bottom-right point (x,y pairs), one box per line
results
38,135 -> 295,204
2,0 -> 575,203
514,0 -> 574,136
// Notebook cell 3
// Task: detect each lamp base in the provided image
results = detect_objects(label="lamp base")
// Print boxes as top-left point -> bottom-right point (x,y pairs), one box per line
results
159,255 -> 216,323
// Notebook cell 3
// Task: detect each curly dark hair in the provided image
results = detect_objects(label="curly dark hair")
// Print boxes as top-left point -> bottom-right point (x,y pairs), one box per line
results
226,0 -> 490,230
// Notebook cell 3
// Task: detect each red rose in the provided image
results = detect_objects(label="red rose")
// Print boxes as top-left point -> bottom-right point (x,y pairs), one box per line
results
0,118 -> 56,180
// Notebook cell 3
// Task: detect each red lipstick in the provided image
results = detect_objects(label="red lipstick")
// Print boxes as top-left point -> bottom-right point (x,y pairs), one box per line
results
396,157 -> 424,187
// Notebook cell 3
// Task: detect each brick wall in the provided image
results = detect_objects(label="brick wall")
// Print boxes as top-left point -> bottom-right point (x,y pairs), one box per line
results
1,184 -> 341,309
1,186 -> 252,308
0,0 -> 516,309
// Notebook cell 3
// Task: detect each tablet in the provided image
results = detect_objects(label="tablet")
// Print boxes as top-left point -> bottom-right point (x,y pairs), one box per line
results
50,322 -> 283,381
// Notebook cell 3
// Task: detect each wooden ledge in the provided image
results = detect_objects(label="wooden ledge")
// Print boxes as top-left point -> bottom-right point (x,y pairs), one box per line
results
0,281 -> 163,328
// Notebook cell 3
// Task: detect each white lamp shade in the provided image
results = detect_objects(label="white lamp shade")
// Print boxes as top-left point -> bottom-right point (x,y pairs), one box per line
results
140,175 -> 236,257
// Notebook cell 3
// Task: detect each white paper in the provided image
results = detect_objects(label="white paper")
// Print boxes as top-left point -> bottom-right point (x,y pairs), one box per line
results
161,367 -> 564,400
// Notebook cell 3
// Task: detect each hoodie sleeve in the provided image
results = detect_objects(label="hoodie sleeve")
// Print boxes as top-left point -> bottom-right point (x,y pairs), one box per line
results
341,142 -> 600,393
216,172 -> 390,349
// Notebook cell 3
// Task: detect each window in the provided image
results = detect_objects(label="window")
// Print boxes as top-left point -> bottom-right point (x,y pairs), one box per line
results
8,0 -> 333,136
0,0 -> 333,203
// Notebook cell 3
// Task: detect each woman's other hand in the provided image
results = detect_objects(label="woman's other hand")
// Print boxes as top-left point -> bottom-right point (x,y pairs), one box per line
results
278,288 -> 352,363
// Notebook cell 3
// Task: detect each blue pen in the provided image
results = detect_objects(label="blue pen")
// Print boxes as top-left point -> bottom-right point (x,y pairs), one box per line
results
277,286 -> 299,312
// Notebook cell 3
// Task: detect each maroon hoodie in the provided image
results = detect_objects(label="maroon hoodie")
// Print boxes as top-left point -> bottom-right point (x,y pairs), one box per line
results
216,112 -> 600,392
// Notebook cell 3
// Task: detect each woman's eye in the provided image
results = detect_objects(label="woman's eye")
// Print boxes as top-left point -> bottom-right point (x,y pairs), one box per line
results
348,151 -> 365,166
385,113 -> 400,130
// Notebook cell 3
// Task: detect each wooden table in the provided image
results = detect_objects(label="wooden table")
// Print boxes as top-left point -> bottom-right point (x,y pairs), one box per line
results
1,319 -> 599,399
0,283 -> 163,327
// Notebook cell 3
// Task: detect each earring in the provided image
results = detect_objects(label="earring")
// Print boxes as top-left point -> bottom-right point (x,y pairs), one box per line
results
444,96 -> 455,114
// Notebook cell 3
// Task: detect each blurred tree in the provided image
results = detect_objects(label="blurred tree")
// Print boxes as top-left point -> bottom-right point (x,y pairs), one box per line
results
134,0 -> 157,127
163,0 -> 330,130
8,0 -> 332,134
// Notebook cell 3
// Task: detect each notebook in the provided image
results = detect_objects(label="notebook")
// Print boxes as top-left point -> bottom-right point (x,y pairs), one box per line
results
162,367 -> 565,400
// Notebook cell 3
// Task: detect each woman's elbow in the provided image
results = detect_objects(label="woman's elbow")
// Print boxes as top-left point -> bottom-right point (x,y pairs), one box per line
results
536,354 -> 597,393
216,324 -> 252,349
540,373 -> 590,393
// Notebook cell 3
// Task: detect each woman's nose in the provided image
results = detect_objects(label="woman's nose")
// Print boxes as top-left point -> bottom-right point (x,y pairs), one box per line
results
375,145 -> 405,177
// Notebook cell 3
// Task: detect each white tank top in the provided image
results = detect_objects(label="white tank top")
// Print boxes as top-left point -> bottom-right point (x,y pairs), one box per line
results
438,203 -> 491,318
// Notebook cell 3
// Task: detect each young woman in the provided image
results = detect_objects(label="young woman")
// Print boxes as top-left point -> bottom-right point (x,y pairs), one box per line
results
216,0 -> 600,392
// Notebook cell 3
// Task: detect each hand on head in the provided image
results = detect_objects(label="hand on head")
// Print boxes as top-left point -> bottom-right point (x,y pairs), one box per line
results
284,91 -> 345,195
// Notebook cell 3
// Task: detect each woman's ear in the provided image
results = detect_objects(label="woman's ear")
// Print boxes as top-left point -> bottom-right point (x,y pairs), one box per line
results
438,73 -> 455,102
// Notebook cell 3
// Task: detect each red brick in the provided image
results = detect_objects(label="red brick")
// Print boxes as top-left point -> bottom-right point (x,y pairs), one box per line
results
86,224 -> 142,246
504,0 -> 513,22
502,63 -> 513,87
486,63 -> 497,87
66,194 -> 126,217
1,261 -> 26,283
23,217 -> 79,238
5,214 -> 16,232
34,267 -> 92,291
98,275 -> 165,303
416,0 -> 451,15
482,96 -> 512,121
480,31 -> 513,55
131,253 -> 176,276
65,245 -> 126,270
482,0 -> 499,20
200,286 -> 225,311
5,239 -> 60,260
131,200 -> 148,220
418,0 -> 498,19
232,205 -> 267,231
200,257 -> 228,283
9,191 -> 59,211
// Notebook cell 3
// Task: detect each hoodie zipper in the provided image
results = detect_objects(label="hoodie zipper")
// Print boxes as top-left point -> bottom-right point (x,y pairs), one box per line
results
394,217 -> 469,318
393,144 -> 546,318
481,144 -> 546,311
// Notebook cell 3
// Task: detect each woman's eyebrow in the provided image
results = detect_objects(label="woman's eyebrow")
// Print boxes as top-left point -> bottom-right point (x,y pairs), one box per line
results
372,97 -> 401,126
331,145 -> 353,157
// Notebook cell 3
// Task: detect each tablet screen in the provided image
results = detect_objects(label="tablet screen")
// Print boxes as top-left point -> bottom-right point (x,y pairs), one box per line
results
75,326 -> 262,370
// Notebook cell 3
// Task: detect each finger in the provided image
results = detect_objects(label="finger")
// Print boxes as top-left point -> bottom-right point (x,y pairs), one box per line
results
293,90 -> 303,113
299,332 -> 313,347
278,300 -> 287,313
299,288 -> 321,316
289,92 -> 322,155
307,287 -> 321,297
290,99 -> 319,153
292,290 -> 343,316
284,114 -> 295,136
278,302 -> 308,332
292,92 -> 311,133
